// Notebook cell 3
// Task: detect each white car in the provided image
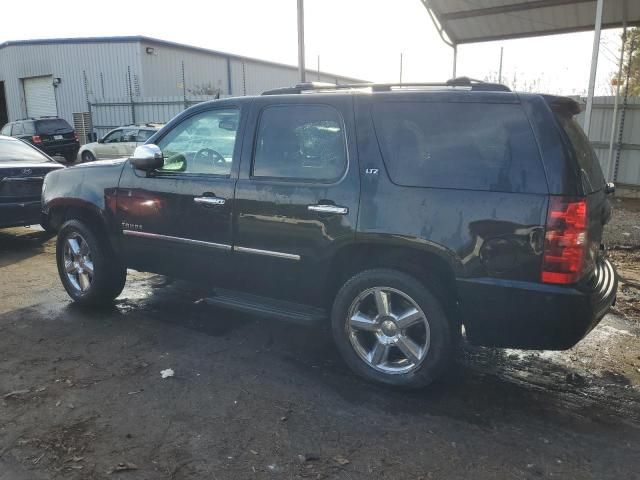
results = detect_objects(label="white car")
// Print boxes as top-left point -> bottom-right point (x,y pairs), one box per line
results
77,125 -> 161,162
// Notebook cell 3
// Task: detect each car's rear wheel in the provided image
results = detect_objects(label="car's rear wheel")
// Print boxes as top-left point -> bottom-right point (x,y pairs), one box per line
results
331,269 -> 454,388
81,151 -> 95,163
56,219 -> 126,306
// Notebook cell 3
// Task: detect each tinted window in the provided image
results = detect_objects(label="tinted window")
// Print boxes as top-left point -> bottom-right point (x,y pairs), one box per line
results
103,130 -> 123,143
157,108 -> 239,175
371,102 -> 547,193
0,138 -> 52,163
11,123 -> 24,135
1,124 -> 11,136
253,104 -> 347,181
555,114 -> 605,193
35,119 -> 73,135
136,129 -> 155,142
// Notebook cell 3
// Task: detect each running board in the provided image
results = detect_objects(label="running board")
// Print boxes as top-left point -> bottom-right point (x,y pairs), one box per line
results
204,289 -> 326,325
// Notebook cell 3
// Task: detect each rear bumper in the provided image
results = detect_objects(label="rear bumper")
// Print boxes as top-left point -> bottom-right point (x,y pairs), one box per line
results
458,259 -> 618,349
39,142 -> 79,157
0,200 -> 42,228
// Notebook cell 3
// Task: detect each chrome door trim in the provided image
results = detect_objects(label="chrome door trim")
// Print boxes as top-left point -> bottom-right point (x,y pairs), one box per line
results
308,204 -> 348,215
234,246 -> 300,261
122,230 -> 232,251
194,196 -> 226,206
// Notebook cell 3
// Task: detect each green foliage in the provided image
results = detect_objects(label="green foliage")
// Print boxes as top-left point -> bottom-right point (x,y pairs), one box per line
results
612,27 -> 640,96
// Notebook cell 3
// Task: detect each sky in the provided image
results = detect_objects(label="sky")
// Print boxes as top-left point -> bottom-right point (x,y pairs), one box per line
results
1,0 -> 624,96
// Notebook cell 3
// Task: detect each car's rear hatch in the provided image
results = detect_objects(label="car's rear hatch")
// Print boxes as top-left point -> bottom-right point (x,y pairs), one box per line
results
35,119 -> 76,146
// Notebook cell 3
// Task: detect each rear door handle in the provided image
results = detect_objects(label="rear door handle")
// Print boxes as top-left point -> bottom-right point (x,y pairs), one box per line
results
308,204 -> 348,215
194,196 -> 226,206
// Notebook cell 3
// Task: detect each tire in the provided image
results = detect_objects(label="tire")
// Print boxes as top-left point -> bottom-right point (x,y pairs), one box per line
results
81,151 -> 96,163
331,269 -> 455,389
56,219 -> 127,306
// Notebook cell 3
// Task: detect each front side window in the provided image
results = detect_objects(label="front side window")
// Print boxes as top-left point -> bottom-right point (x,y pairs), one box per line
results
371,102 -> 547,193
253,104 -> 347,181
103,130 -> 123,143
23,122 -> 35,135
156,108 -> 239,175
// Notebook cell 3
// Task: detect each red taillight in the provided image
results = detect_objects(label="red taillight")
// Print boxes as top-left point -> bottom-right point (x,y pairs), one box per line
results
541,197 -> 588,284
32,135 -> 42,143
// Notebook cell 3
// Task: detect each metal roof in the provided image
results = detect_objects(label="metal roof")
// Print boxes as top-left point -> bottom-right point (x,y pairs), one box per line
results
423,0 -> 640,45
0,35 -> 366,83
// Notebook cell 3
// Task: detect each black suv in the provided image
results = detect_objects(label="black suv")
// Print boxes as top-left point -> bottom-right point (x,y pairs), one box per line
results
41,79 -> 617,388
1,117 -> 80,163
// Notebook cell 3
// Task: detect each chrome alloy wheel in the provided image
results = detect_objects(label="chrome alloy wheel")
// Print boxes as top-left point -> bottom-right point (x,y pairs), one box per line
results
346,287 -> 431,375
63,233 -> 94,293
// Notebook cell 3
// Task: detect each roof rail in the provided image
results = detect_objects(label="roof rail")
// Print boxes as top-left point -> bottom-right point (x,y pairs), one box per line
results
262,77 -> 510,95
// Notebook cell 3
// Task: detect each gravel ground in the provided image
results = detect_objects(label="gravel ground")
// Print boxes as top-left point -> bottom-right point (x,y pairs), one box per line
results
0,203 -> 639,479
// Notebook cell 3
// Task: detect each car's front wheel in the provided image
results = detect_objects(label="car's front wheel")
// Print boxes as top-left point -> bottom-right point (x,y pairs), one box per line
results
56,219 -> 126,306
331,269 -> 455,389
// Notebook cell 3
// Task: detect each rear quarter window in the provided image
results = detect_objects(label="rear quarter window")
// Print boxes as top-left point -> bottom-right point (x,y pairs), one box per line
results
554,113 -> 605,193
371,102 -> 547,193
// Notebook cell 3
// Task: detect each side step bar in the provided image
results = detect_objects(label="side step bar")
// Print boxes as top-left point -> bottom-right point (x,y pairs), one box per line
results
204,288 -> 326,326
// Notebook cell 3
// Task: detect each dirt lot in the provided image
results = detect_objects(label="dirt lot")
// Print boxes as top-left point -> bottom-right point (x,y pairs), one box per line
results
0,200 -> 639,480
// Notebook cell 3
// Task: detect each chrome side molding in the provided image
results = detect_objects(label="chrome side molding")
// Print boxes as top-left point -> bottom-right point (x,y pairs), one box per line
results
234,246 -> 300,261
122,230 -> 232,251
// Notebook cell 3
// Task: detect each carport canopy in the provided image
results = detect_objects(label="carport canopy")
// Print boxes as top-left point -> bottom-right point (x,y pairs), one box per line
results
422,0 -> 640,180
423,0 -> 640,45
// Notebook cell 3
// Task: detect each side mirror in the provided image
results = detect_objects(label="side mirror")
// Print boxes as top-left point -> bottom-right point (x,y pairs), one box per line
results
97,137 -> 104,144
605,182 -> 615,195
130,144 -> 164,171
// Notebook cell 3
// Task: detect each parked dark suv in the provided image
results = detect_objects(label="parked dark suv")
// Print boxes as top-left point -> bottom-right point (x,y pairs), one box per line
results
41,79 -> 617,388
1,117 -> 80,163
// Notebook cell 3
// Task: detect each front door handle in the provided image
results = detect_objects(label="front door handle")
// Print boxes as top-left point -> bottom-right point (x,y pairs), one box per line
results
308,204 -> 348,215
194,196 -> 226,206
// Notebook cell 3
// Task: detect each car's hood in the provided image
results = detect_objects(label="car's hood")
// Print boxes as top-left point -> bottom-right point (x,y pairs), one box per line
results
67,157 -> 129,169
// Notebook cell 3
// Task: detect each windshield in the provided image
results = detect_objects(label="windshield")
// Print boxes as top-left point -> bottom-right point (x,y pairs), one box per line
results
35,119 -> 73,135
0,138 -> 53,163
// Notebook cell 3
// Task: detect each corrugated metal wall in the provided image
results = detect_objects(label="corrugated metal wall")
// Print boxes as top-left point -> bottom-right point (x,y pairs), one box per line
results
0,38 -> 364,136
576,96 -> 640,188
0,41 -> 140,127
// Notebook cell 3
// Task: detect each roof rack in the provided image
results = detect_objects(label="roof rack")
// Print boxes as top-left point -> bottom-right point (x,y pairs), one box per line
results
262,77 -> 511,95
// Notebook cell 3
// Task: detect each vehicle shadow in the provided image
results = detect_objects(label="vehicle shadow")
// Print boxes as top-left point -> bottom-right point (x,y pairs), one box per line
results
112,275 -> 640,431
0,228 -> 54,268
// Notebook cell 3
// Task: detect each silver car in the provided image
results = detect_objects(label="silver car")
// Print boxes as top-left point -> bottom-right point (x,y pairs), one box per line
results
77,125 -> 161,162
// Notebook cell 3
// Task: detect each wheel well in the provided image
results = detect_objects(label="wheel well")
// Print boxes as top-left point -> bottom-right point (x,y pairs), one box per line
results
48,206 -> 118,254
325,244 -> 460,323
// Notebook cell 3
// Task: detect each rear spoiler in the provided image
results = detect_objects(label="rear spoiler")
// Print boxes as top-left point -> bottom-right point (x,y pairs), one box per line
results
542,95 -> 582,117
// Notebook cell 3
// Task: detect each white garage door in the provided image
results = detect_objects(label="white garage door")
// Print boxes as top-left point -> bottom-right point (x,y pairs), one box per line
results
23,76 -> 57,118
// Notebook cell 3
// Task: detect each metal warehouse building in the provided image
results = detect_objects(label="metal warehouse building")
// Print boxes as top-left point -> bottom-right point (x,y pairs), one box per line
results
0,36 -> 363,140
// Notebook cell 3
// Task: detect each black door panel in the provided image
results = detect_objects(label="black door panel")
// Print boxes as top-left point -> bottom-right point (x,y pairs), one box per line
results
232,95 -> 360,306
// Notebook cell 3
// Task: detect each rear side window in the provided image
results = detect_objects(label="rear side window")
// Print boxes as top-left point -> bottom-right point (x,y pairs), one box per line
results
35,119 -> 73,135
253,104 -> 347,182
1,124 -> 11,136
371,102 -> 547,193
136,129 -> 155,142
554,114 -> 605,193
